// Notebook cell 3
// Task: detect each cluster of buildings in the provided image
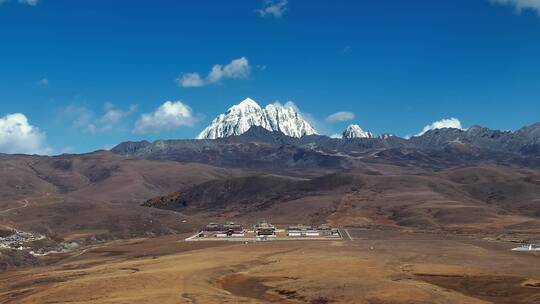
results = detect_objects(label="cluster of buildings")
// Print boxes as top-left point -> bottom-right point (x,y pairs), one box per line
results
287,225 -> 320,237
287,224 -> 339,237
203,222 -> 244,237
198,220 -> 339,240
0,229 -> 47,254
202,220 -> 277,238
254,219 -> 275,237
0,229 -> 45,250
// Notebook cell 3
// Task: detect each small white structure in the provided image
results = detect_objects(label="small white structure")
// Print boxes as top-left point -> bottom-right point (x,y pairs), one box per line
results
256,234 -> 276,241
216,233 -> 245,237
288,231 -> 302,237
512,244 -> 540,251
304,230 -> 320,237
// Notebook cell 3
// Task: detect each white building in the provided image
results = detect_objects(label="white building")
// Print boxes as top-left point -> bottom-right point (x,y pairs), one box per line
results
304,230 -> 320,237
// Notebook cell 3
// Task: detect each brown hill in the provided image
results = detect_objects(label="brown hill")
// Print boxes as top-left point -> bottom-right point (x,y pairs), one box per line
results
143,173 -> 357,213
144,166 -> 540,239
2,149 -> 539,243
0,151 -> 239,240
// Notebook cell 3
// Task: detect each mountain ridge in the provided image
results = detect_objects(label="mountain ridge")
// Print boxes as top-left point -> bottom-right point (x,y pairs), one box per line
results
111,123 -> 540,171
196,97 -> 318,139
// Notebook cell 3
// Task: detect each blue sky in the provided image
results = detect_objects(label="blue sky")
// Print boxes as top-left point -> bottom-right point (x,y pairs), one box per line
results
1,0 -> 540,154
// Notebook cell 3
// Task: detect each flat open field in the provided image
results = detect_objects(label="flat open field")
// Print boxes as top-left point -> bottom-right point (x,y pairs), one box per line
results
1,230 -> 539,304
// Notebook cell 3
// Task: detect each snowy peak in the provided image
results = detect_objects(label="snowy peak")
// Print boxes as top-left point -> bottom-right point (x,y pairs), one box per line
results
264,102 -> 317,138
342,124 -> 374,139
197,98 -> 318,139
230,97 -> 262,111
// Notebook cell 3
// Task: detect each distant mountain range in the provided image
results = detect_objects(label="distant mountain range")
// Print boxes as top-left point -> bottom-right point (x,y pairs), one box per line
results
3,100 -> 540,269
197,97 -> 377,140
112,121 -> 540,170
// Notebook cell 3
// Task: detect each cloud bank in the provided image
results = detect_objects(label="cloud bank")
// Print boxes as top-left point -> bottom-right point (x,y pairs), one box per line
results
490,0 -> 540,15
417,117 -> 463,136
177,57 -> 251,88
257,0 -> 288,18
64,103 -> 136,134
326,111 -> 355,123
0,113 -> 50,155
134,101 -> 198,134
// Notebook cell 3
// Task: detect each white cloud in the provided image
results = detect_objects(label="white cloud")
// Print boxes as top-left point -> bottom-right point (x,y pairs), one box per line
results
177,57 -> 251,88
490,0 -> 540,15
0,113 -> 51,155
330,134 -> 342,139
176,72 -> 204,88
134,101 -> 197,134
417,117 -> 463,136
325,111 -> 355,123
207,57 -> 251,83
93,103 -> 137,132
64,103 -> 136,134
18,0 -> 38,5
258,0 -> 288,18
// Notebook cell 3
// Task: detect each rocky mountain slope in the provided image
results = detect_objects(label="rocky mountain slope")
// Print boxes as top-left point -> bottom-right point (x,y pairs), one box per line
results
197,98 -> 317,139
0,151 -> 239,240
112,123 -> 540,170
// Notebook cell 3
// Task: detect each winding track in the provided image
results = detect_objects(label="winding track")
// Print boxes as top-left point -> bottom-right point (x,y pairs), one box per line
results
0,199 -> 28,215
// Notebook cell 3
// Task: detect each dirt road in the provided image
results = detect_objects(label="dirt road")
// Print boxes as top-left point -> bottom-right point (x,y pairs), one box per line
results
0,199 -> 28,215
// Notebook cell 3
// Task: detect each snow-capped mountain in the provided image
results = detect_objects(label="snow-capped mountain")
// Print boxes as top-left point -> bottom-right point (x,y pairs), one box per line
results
197,98 -> 318,139
342,124 -> 374,139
